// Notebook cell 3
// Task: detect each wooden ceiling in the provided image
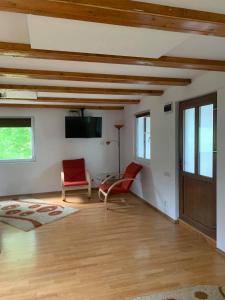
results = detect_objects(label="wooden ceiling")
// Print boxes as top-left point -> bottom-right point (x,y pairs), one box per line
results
0,1 -> 225,109
1,0 -> 225,37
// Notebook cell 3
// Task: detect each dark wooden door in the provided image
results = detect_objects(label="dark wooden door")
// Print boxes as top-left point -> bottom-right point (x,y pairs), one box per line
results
179,93 -> 217,239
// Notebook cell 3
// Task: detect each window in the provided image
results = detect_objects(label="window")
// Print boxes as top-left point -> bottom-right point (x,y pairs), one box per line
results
0,118 -> 34,162
136,112 -> 151,160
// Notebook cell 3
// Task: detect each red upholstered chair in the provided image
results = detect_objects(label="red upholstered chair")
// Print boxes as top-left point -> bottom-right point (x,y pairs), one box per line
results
61,159 -> 91,201
98,162 -> 143,208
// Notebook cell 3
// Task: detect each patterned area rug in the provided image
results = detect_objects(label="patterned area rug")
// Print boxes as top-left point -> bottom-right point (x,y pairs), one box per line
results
133,285 -> 225,300
0,199 -> 79,231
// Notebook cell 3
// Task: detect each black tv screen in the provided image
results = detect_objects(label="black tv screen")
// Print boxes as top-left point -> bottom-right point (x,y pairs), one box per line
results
65,116 -> 102,138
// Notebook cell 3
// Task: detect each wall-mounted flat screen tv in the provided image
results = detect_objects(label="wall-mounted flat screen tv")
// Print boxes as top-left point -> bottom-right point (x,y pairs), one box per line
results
65,116 -> 102,138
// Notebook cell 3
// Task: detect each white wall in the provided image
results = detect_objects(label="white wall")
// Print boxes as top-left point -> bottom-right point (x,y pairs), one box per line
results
122,98 -> 175,217
0,108 -> 123,196
122,71 -> 225,252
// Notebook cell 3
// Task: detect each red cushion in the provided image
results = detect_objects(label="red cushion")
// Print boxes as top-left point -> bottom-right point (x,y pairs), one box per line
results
99,162 -> 143,194
121,162 -> 143,190
64,180 -> 88,187
63,159 -> 86,182
100,183 -> 127,194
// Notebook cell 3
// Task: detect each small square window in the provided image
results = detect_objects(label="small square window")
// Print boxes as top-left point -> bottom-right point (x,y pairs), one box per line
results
0,117 -> 35,162
135,112 -> 151,160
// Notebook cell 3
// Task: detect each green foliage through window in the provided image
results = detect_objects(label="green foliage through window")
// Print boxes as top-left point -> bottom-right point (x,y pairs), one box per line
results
0,127 -> 33,161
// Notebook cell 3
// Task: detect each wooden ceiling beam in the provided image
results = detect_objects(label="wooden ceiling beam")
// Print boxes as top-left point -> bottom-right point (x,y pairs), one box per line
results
0,103 -> 124,110
38,97 -> 140,104
0,84 -> 163,96
0,42 -> 225,72
0,0 -> 225,36
0,67 -> 191,86
0,97 -> 140,105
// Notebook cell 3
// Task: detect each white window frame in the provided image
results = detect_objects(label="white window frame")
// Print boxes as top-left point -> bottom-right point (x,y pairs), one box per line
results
135,111 -> 151,162
0,116 -> 36,163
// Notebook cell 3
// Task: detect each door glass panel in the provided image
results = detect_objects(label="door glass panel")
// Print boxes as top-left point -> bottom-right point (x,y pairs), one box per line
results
199,104 -> 214,178
183,108 -> 195,173
145,116 -> 151,159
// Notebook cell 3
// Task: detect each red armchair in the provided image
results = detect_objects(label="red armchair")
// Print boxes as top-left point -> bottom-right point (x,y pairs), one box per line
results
98,162 -> 143,208
61,159 -> 91,201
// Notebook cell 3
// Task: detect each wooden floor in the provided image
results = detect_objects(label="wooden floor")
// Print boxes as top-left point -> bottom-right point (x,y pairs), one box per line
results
0,191 -> 225,300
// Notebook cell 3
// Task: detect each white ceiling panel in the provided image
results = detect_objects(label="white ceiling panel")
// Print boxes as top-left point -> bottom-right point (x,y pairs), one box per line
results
3,91 -> 37,99
27,15 -> 191,58
168,35 -> 225,60
0,12 -> 30,43
0,56 -> 203,78
1,91 -> 140,100
138,0 -> 225,14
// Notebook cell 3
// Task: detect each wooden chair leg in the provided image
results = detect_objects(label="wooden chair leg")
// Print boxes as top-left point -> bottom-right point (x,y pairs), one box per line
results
98,189 -> 105,201
104,193 -> 109,210
98,189 -> 109,209
62,188 -> 66,201
88,185 -> 91,199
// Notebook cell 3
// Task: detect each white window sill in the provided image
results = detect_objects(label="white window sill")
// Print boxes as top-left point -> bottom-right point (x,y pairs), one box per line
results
0,158 -> 36,164
135,157 -> 151,167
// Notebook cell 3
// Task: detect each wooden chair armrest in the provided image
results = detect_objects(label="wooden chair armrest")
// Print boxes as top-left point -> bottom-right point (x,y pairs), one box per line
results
100,173 -> 125,185
61,171 -> 64,186
86,170 -> 91,184
107,178 -> 135,195
101,175 -> 115,185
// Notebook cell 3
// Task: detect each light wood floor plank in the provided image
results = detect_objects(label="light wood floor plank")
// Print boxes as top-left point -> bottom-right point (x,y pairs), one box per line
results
0,191 -> 225,300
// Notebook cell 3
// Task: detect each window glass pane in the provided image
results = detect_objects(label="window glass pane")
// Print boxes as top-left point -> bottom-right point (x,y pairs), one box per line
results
136,117 -> 144,158
136,113 -> 151,160
145,116 -> 151,159
0,126 -> 33,161
199,104 -> 214,177
183,108 -> 195,173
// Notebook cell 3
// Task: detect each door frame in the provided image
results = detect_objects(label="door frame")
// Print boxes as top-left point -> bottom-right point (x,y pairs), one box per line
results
178,92 -> 217,239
